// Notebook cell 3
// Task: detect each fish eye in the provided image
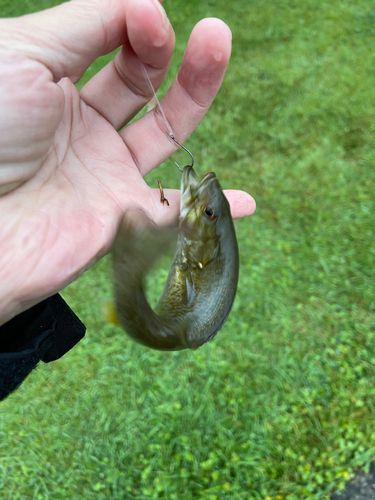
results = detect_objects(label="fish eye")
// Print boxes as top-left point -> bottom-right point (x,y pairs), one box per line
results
203,205 -> 216,220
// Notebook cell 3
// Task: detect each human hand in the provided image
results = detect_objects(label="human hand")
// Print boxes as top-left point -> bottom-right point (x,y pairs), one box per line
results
0,0 -> 255,326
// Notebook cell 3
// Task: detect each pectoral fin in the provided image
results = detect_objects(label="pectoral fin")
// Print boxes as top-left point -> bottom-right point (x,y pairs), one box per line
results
185,264 -> 195,307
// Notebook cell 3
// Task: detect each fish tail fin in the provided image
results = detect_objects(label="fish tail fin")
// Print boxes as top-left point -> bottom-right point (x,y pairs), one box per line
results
101,298 -> 120,326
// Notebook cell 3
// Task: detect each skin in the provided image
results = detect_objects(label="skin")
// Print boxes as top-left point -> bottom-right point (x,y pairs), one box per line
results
113,166 -> 239,350
0,0 -> 255,328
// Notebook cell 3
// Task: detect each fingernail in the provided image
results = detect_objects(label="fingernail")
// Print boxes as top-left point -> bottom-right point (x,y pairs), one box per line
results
150,0 -> 168,26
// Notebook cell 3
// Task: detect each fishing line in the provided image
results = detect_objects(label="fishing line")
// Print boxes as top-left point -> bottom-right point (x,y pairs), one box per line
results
140,61 -> 194,170
140,61 -> 174,138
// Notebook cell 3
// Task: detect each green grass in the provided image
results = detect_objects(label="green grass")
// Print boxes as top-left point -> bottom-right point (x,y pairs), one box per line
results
1,0 -> 375,499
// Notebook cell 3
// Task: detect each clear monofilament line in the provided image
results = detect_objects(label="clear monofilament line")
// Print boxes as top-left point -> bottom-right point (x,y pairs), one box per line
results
140,61 -> 174,139
140,61 -> 194,170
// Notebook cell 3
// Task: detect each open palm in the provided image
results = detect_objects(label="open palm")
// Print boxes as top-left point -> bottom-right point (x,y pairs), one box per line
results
0,0 -> 255,325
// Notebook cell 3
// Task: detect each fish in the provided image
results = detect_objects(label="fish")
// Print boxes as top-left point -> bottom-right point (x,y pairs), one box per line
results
112,165 -> 239,350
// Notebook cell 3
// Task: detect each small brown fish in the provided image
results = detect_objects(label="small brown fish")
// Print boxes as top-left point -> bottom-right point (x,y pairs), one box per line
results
112,165 -> 239,350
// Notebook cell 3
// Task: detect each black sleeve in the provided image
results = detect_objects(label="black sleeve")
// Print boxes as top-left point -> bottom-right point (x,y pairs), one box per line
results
0,294 -> 86,401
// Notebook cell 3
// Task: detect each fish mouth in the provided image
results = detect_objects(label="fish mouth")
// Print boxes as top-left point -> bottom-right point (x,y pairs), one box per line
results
200,170 -> 216,181
180,166 -> 219,221
181,166 -> 217,200
196,171 -> 217,195
181,165 -> 199,193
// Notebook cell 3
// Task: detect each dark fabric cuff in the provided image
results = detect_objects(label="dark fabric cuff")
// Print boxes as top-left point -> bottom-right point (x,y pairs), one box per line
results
0,294 -> 85,401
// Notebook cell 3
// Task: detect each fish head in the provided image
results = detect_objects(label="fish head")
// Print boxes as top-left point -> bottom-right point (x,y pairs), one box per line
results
179,165 -> 230,268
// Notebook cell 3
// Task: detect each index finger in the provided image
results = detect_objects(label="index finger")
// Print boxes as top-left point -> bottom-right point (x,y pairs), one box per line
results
80,0 -> 175,130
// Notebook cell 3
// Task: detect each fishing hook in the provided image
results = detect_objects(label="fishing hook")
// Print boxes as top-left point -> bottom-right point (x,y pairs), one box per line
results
170,134 -> 194,172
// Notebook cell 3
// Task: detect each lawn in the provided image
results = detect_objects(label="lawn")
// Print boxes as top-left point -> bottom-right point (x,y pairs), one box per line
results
1,0 -> 375,499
